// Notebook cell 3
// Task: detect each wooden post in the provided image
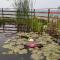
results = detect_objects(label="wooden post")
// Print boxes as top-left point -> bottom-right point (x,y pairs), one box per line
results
57,16 -> 58,29
2,8 -> 5,32
48,9 -> 50,23
17,24 -> 19,32
31,9 -> 33,32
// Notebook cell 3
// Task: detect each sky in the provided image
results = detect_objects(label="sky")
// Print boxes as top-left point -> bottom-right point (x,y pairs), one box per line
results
0,0 -> 60,9
33,0 -> 60,9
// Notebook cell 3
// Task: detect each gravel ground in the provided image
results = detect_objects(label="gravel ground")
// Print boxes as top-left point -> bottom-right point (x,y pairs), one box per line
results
0,32 -> 60,60
0,32 -> 33,60
0,33 -> 19,60
0,33 -> 16,46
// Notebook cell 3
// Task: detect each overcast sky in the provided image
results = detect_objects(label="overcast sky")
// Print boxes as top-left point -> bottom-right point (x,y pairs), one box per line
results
0,0 -> 60,9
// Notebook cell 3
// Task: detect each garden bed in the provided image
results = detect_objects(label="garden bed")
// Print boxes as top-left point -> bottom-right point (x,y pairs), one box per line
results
0,32 -> 60,60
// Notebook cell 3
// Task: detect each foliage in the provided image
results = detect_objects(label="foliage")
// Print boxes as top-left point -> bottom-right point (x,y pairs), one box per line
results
14,0 -> 30,32
0,18 -> 6,26
57,20 -> 60,29
33,19 -> 43,32
32,17 -> 47,33
0,19 -> 3,26
46,22 -> 58,38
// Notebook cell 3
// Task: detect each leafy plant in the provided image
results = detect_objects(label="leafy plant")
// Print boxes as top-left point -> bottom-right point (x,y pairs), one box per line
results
32,17 -> 43,33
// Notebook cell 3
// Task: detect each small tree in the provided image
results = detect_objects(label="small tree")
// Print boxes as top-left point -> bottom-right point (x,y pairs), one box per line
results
8,0 -> 30,32
16,0 -> 30,32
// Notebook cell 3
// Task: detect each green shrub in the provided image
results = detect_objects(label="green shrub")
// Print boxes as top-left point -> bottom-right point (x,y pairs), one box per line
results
0,19 -> 5,26
32,17 -> 43,33
40,19 -> 48,25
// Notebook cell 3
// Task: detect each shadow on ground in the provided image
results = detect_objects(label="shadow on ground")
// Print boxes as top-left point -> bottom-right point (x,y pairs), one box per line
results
0,49 -> 33,60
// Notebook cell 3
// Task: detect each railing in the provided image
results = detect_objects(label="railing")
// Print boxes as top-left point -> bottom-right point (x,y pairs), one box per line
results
0,8 -> 60,33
